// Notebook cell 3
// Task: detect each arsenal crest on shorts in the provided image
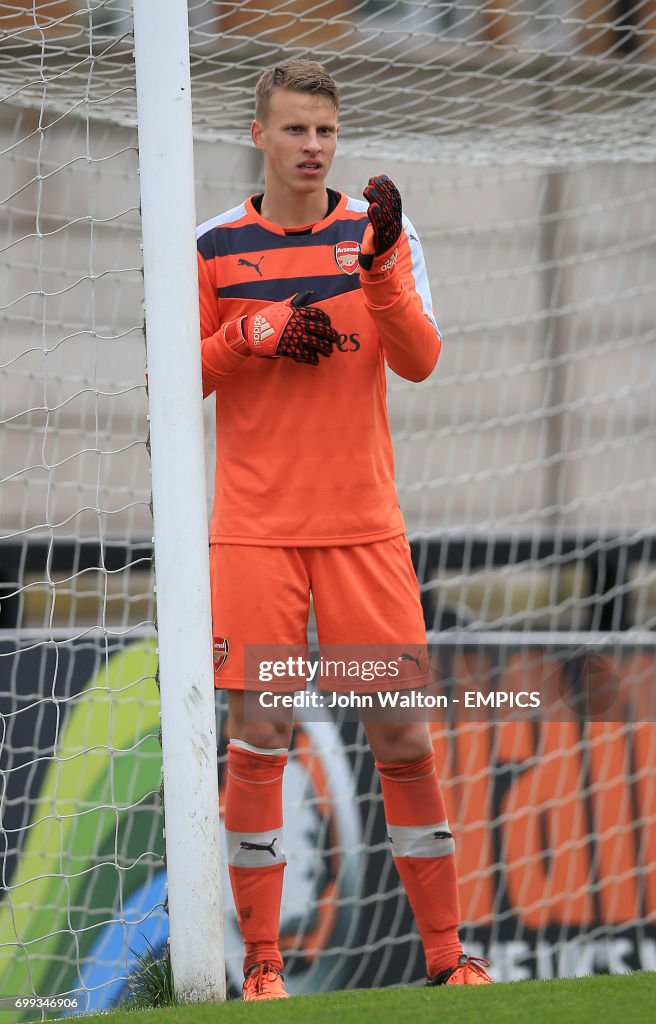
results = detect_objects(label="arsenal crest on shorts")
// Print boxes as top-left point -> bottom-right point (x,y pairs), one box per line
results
334,241 -> 360,275
213,637 -> 229,673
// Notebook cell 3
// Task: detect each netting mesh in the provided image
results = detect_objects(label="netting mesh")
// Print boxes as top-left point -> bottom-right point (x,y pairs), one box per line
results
1,0 -> 655,1010
2,2 -> 656,163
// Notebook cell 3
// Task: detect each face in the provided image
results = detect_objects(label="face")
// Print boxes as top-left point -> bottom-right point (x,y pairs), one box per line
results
252,88 -> 339,197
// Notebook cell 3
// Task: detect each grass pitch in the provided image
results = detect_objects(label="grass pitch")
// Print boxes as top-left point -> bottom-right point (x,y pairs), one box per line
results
67,971 -> 655,1024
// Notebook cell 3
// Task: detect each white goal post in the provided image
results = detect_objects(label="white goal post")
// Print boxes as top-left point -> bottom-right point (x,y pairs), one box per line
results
132,0 -> 224,1003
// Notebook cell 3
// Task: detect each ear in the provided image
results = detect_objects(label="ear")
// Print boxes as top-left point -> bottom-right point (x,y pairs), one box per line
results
251,119 -> 265,150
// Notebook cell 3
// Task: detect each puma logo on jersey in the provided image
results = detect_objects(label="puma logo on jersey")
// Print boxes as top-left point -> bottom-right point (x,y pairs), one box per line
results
238,255 -> 265,276
398,649 -> 422,670
240,837 -> 279,858
252,315 -> 275,346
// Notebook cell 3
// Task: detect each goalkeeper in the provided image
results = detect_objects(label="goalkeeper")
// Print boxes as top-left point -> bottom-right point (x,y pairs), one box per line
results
197,58 -> 492,1000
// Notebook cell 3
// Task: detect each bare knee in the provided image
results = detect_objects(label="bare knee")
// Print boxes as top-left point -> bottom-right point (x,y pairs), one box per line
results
227,692 -> 293,750
363,719 -> 432,763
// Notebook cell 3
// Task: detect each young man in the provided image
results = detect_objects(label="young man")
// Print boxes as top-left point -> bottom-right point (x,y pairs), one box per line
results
197,58 -> 492,1000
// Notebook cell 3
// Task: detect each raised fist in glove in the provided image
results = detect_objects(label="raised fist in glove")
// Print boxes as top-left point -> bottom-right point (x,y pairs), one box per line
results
225,290 -> 337,365
359,174 -> 403,273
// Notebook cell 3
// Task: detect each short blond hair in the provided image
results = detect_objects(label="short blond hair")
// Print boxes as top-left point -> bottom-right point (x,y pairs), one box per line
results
255,58 -> 340,123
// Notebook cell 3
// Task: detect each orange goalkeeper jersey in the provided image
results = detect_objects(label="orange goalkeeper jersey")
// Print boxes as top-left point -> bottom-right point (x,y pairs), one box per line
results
197,191 -> 441,546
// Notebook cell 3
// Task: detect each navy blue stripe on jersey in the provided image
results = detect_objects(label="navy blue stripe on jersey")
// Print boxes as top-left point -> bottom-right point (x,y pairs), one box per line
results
217,274 -> 362,303
198,217 -> 368,260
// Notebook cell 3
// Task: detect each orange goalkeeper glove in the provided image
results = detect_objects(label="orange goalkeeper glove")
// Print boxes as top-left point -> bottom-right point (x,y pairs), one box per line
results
359,174 -> 403,273
224,290 -> 337,366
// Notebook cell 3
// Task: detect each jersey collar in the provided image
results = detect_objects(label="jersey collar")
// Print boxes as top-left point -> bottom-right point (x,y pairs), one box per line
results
244,191 -> 348,236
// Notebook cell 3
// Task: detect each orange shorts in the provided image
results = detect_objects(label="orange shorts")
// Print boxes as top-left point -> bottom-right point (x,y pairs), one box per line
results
209,534 -> 427,691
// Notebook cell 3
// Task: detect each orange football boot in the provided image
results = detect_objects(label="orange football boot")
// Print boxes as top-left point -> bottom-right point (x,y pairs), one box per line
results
242,961 -> 290,1001
427,954 -> 493,986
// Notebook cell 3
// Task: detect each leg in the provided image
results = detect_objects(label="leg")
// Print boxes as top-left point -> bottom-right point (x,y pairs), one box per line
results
227,689 -> 293,750
224,692 -> 292,994
362,717 -> 431,764
210,543 -> 309,998
311,536 -> 488,982
362,717 -> 464,979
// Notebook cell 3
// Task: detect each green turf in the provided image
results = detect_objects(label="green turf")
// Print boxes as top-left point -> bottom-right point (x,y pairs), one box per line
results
64,971 -> 656,1024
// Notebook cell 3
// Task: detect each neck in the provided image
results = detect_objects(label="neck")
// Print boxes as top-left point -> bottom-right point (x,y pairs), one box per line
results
260,184 -> 329,228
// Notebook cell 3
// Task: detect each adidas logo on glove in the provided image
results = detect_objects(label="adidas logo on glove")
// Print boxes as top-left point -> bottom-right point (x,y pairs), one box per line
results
380,248 -> 398,273
226,293 -> 338,363
252,315 -> 275,347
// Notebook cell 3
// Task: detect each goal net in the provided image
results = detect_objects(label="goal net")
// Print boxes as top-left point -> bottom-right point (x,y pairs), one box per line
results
1,0 -> 655,1009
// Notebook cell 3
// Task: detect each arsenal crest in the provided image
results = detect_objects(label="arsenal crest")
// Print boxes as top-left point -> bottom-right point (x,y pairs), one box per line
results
334,241 -> 360,275
213,637 -> 229,673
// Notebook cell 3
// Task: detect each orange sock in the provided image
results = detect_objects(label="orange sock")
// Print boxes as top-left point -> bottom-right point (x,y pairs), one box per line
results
376,751 -> 463,978
224,741 -> 288,974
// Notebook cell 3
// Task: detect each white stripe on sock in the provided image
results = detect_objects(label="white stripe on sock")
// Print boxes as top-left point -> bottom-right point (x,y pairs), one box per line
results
225,827 -> 287,867
386,820 -> 455,858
